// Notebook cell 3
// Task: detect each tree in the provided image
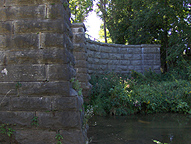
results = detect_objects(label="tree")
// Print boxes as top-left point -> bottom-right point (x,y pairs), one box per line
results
96,0 -> 108,43
96,0 -> 190,71
69,0 -> 93,23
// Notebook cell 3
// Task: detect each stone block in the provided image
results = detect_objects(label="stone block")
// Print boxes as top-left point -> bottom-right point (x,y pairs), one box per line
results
87,44 -> 99,52
0,7 -> 16,21
131,60 -> 142,65
73,52 -> 86,60
122,54 -> 133,60
41,33 -> 64,48
132,48 -> 142,54
60,129 -> 85,144
128,65 -> 135,70
47,64 -> 72,81
120,60 -> 130,65
47,4 -> 64,19
0,21 -> 12,34
74,33 -> 85,43
0,5 -> 45,21
0,111 -> 34,126
133,54 -> 142,60
100,59 -> 109,65
143,48 -> 157,53
36,111 -> 81,129
0,82 -> 17,96
0,65 -> 46,82
14,130 -> 57,144
100,46 -> 113,53
76,73 -> 88,82
120,65 -> 128,71
6,50 -> 41,65
120,48 -> 128,53
0,34 -> 38,49
14,20 -> 65,34
41,48 -> 69,64
73,43 -> 86,52
0,97 -> 10,111
75,60 -> 87,68
19,82 -> 70,97
144,54 -> 154,60
18,5 -> 45,20
76,68 -> 87,73
153,65 -> 160,70
11,97 -> 51,111
52,97 -> 78,110
101,52 -> 109,59
127,48 -> 134,54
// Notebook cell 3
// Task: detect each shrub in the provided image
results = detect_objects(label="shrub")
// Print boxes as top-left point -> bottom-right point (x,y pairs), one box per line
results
88,71 -> 191,116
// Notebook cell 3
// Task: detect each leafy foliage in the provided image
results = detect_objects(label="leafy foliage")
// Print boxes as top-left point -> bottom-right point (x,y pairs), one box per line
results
69,0 -> 93,23
0,124 -> 15,137
95,0 -> 191,71
88,71 -> 191,116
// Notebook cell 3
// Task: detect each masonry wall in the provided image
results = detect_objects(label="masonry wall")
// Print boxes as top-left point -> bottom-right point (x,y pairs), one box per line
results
72,24 -> 161,82
87,40 -> 161,74
0,1 -> 85,144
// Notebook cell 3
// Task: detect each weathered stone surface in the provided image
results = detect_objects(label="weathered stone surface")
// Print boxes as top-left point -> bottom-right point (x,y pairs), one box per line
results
0,21 -> 12,34
36,111 -> 81,129
0,97 -> 10,111
15,20 -> 65,34
0,82 -> 17,96
19,82 -> 70,97
74,52 -> 86,60
60,129 -> 86,144
11,97 -> 51,111
131,60 -> 142,65
5,0 -> 64,6
52,97 -> 78,110
0,5 -> 45,21
0,65 -> 46,82
0,111 -> 34,126
47,4 -> 64,19
0,34 -> 38,49
47,64 -> 72,81
14,130 -> 57,144
74,33 -> 85,43
41,33 -> 64,48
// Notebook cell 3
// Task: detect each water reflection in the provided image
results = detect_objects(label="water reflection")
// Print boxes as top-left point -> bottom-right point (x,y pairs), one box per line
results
87,113 -> 191,144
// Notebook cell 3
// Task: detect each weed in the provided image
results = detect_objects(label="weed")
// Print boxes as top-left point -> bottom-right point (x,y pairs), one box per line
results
0,124 -> 15,137
70,78 -> 83,96
31,116 -> 39,127
55,132 -> 63,144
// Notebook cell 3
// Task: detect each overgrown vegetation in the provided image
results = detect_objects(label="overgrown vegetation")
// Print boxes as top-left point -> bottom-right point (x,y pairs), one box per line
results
87,67 -> 191,116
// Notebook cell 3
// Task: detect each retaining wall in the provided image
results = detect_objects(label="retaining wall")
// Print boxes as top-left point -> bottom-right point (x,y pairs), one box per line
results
72,23 -> 161,97
0,1 -> 85,144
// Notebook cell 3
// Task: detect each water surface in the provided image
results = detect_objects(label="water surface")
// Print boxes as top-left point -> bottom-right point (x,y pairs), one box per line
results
87,113 -> 191,144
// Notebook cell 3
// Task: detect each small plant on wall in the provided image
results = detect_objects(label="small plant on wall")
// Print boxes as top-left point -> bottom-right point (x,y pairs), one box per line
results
70,78 -> 83,96
0,124 -> 15,137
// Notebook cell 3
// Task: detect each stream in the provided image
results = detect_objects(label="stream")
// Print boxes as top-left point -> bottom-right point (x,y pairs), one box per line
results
87,113 -> 191,144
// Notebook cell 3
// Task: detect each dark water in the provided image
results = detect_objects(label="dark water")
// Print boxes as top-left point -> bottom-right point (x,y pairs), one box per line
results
87,114 -> 191,144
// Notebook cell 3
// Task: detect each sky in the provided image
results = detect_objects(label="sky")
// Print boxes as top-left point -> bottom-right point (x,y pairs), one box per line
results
84,5 -> 102,40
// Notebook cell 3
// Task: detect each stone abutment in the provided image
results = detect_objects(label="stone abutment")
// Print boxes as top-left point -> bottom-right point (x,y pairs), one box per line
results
0,1 -> 85,144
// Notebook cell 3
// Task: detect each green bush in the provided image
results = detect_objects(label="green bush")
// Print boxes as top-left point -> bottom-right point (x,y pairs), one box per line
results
88,71 -> 191,116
